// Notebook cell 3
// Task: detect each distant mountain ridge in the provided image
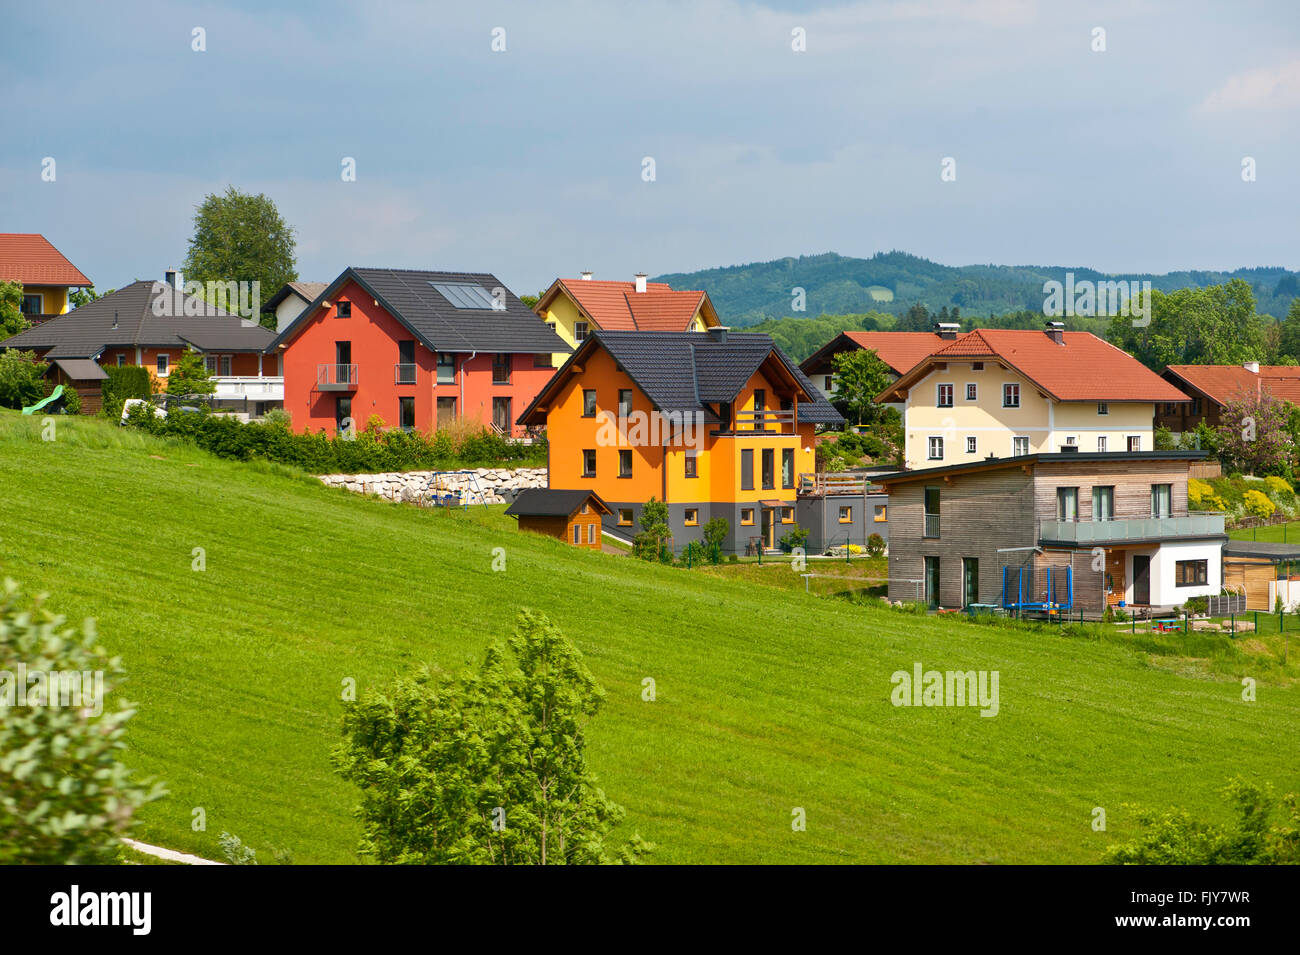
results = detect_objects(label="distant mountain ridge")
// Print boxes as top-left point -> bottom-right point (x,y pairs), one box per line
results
652,251 -> 1300,327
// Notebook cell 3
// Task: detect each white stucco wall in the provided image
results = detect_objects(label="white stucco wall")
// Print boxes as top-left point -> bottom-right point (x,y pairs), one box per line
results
1128,540 -> 1221,606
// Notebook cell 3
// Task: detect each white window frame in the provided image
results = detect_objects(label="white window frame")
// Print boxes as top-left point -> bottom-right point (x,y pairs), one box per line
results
1097,435 -> 1107,452
1127,435 -> 1141,452
936,383 -> 954,408
1097,402 -> 1109,415
574,321 -> 589,343
1012,435 -> 1030,456
1065,435 -> 1077,446
156,354 -> 169,376
1003,383 -> 1020,408
966,436 -> 977,454
965,383 -> 977,401
927,436 -> 944,460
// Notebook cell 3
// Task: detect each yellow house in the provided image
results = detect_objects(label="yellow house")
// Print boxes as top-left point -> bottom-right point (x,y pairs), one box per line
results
533,272 -> 719,366
0,233 -> 92,322
877,325 -> 1190,469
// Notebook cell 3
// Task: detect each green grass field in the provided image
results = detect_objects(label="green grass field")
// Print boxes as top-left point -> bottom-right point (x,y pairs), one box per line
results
3,410 -> 1299,864
1228,520 -> 1300,544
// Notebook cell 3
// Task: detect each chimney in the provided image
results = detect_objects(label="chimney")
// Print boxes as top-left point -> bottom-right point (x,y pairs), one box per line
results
112,310 -> 118,330
707,326 -> 729,344
1044,320 -> 1065,344
580,271 -> 593,281
934,322 -> 960,340
164,268 -> 180,289
634,272 -> 647,294
1244,361 -> 1260,374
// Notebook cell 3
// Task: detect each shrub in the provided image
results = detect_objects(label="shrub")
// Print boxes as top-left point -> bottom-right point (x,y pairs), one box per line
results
0,349 -> 48,409
1188,478 -> 1228,512
866,532 -> 886,557
1243,489 -> 1275,519
262,407 -> 291,428
702,517 -> 729,556
778,526 -> 809,553
680,540 -> 710,565
102,365 -> 153,419
1265,475 -> 1294,497
1186,595 -> 1209,615
58,381 -> 81,415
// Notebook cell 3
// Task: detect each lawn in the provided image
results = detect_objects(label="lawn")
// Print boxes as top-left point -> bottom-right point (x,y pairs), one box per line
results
1227,520 -> 1300,544
2,410 -> 1300,864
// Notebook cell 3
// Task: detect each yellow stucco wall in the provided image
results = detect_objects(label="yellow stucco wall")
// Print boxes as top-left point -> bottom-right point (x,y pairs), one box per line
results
22,284 -> 70,315
539,289 -> 712,366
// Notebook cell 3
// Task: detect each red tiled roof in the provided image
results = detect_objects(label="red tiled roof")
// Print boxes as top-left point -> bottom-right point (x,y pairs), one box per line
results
1166,364 -> 1300,407
546,278 -> 714,332
886,329 -> 1188,402
0,234 -> 91,286
839,331 -> 946,375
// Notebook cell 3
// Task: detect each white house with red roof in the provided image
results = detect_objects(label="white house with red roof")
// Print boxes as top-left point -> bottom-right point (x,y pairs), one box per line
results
876,323 -> 1190,470
0,233 -> 92,324
533,272 -> 719,366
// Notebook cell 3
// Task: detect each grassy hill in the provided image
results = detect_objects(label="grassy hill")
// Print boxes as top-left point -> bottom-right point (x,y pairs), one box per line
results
2,410 -> 1299,863
654,251 -> 1300,326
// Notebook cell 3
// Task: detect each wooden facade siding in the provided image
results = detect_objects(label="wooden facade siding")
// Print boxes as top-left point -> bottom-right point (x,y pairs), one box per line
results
1223,557 -> 1273,610
1030,460 -> 1190,521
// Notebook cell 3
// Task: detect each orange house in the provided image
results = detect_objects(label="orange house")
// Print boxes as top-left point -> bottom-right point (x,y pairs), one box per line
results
518,328 -> 844,554
504,488 -> 610,549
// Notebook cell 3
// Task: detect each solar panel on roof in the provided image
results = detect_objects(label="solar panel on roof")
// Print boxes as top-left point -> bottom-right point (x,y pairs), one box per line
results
430,282 -> 502,310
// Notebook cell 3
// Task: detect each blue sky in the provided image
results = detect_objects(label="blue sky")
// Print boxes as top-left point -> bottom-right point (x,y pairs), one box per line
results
2,0 -> 1298,297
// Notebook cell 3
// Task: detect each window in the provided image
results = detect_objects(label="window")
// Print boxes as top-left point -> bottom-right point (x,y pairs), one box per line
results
1127,435 -> 1141,452
1191,397 -> 1202,415
924,487 -> 940,538
1056,487 -> 1079,522
965,383 -> 977,401
582,449 -> 597,477
205,356 -> 217,374
156,354 -> 169,375
761,448 -> 774,490
740,449 -> 754,490
838,506 -> 852,523
685,508 -> 699,526
618,389 -> 633,417
437,352 -> 456,384
430,283 -> 499,310
582,390 -> 597,417
580,503 -> 589,514
492,396 -> 512,433
1176,560 -> 1209,587
741,508 -> 754,526
753,388 -> 765,413
534,353 -> 552,367
966,436 -> 977,454
399,396 -> 415,430
395,340 -> 416,384
219,355 -> 231,377
1003,383 -> 1020,408
116,354 -> 125,367
782,448 -> 794,488
587,524 -> 597,545
335,396 -> 352,433
684,451 -> 698,479
336,301 -> 351,318
937,383 -> 954,407
573,525 -> 581,545
574,321 -> 589,343
618,509 -> 633,526
1097,402 -> 1109,415
1151,483 -> 1172,518
1097,436 -> 1108,453
1065,436 -> 1076,446
1013,436 -> 1029,456
1093,486 -> 1114,521
436,396 -> 457,426
492,353 -> 512,385
927,436 -> 944,460
618,449 -> 632,478
972,362 -> 984,371
824,375 -> 833,392
874,504 -> 887,522
20,293 -> 42,315
781,506 -> 794,523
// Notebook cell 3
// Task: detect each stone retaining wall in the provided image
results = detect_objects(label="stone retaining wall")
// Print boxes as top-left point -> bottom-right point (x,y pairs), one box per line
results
318,467 -> 547,505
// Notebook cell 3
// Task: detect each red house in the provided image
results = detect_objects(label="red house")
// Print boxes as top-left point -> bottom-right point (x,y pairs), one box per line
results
270,268 -> 570,437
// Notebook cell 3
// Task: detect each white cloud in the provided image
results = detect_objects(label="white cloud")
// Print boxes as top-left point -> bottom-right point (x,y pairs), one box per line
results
1201,59 -> 1300,112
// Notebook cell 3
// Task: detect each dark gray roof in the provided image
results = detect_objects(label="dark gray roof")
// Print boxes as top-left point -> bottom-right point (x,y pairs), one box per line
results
1223,540 -> 1300,560
526,330 -> 842,426
874,450 -> 1210,484
51,358 -> 108,380
0,281 -> 274,359
269,267 -> 569,355
504,488 -> 610,517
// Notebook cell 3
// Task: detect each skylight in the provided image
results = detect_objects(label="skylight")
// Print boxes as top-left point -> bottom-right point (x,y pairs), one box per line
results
431,282 -> 502,310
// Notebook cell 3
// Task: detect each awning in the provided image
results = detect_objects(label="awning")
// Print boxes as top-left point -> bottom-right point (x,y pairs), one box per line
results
760,499 -> 786,508
52,358 -> 108,381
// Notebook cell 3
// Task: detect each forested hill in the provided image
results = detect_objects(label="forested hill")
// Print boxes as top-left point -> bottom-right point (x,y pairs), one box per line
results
652,251 -> 1299,326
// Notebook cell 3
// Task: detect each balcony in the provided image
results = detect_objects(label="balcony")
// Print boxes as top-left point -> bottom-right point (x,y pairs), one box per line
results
394,363 -> 417,385
317,363 -> 358,391
924,513 -> 941,538
213,376 -> 284,402
1039,513 -> 1226,545
723,409 -> 797,435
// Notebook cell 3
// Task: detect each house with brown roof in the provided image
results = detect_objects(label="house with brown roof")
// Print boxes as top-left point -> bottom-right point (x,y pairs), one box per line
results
800,329 -> 952,399
262,281 -> 328,333
875,323 -> 1189,470
533,272 -> 719,367
1158,363 -> 1300,434
0,234 -> 92,325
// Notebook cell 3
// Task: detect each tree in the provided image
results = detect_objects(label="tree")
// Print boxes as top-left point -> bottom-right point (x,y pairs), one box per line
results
702,516 -> 729,558
0,280 -> 29,341
1107,280 -> 1266,372
165,349 -> 217,402
831,348 -> 893,425
1277,298 -> 1300,363
183,186 -> 298,329
633,496 -> 671,561
333,610 -> 651,864
0,579 -> 166,863
69,286 -> 113,309
0,350 -> 47,409
1216,389 -> 1296,477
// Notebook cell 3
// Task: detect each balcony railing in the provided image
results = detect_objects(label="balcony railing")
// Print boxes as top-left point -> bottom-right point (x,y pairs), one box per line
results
394,363 -> 417,385
1038,513 -> 1226,544
924,513 -> 941,538
317,363 -> 358,391
729,409 -> 796,434
212,376 -> 284,401
798,472 -> 880,496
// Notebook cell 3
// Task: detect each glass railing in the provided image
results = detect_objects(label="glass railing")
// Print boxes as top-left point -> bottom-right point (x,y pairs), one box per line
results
1038,513 -> 1225,543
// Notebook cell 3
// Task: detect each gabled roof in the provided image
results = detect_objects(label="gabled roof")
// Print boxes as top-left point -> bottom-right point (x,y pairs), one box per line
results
536,278 -> 719,332
0,281 -> 274,359
262,281 -> 328,313
0,234 -> 91,287
504,488 -> 611,518
801,331 -> 946,377
518,330 -> 843,427
879,329 -> 1189,403
51,358 -> 108,381
269,267 -> 569,355
1164,365 -> 1300,407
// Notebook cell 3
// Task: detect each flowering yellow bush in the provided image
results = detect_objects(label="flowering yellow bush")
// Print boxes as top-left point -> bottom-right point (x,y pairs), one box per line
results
1264,475 -> 1294,496
1188,478 -> 1227,511
1244,489 -> 1276,519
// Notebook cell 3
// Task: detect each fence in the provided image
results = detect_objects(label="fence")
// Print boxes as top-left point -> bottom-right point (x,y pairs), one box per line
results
1207,592 -> 1247,616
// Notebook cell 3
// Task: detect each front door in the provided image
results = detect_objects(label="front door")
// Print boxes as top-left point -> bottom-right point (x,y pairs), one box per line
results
1132,555 -> 1151,604
761,508 -> 774,549
924,556 -> 940,609
962,557 -> 979,608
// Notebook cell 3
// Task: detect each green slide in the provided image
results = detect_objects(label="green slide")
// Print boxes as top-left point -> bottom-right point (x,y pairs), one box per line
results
21,384 -> 64,415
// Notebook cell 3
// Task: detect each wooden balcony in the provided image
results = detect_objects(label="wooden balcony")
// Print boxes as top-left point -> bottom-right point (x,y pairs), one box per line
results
723,408 -> 797,435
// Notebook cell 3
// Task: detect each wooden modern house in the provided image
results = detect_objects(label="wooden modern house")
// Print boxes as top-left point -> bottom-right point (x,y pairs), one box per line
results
504,488 -> 610,550
517,327 -> 845,555
878,451 -> 1226,616
0,233 -> 92,325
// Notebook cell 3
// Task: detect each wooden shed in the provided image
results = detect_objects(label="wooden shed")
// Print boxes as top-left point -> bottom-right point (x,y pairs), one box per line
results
1222,540 -> 1300,610
504,488 -> 610,550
